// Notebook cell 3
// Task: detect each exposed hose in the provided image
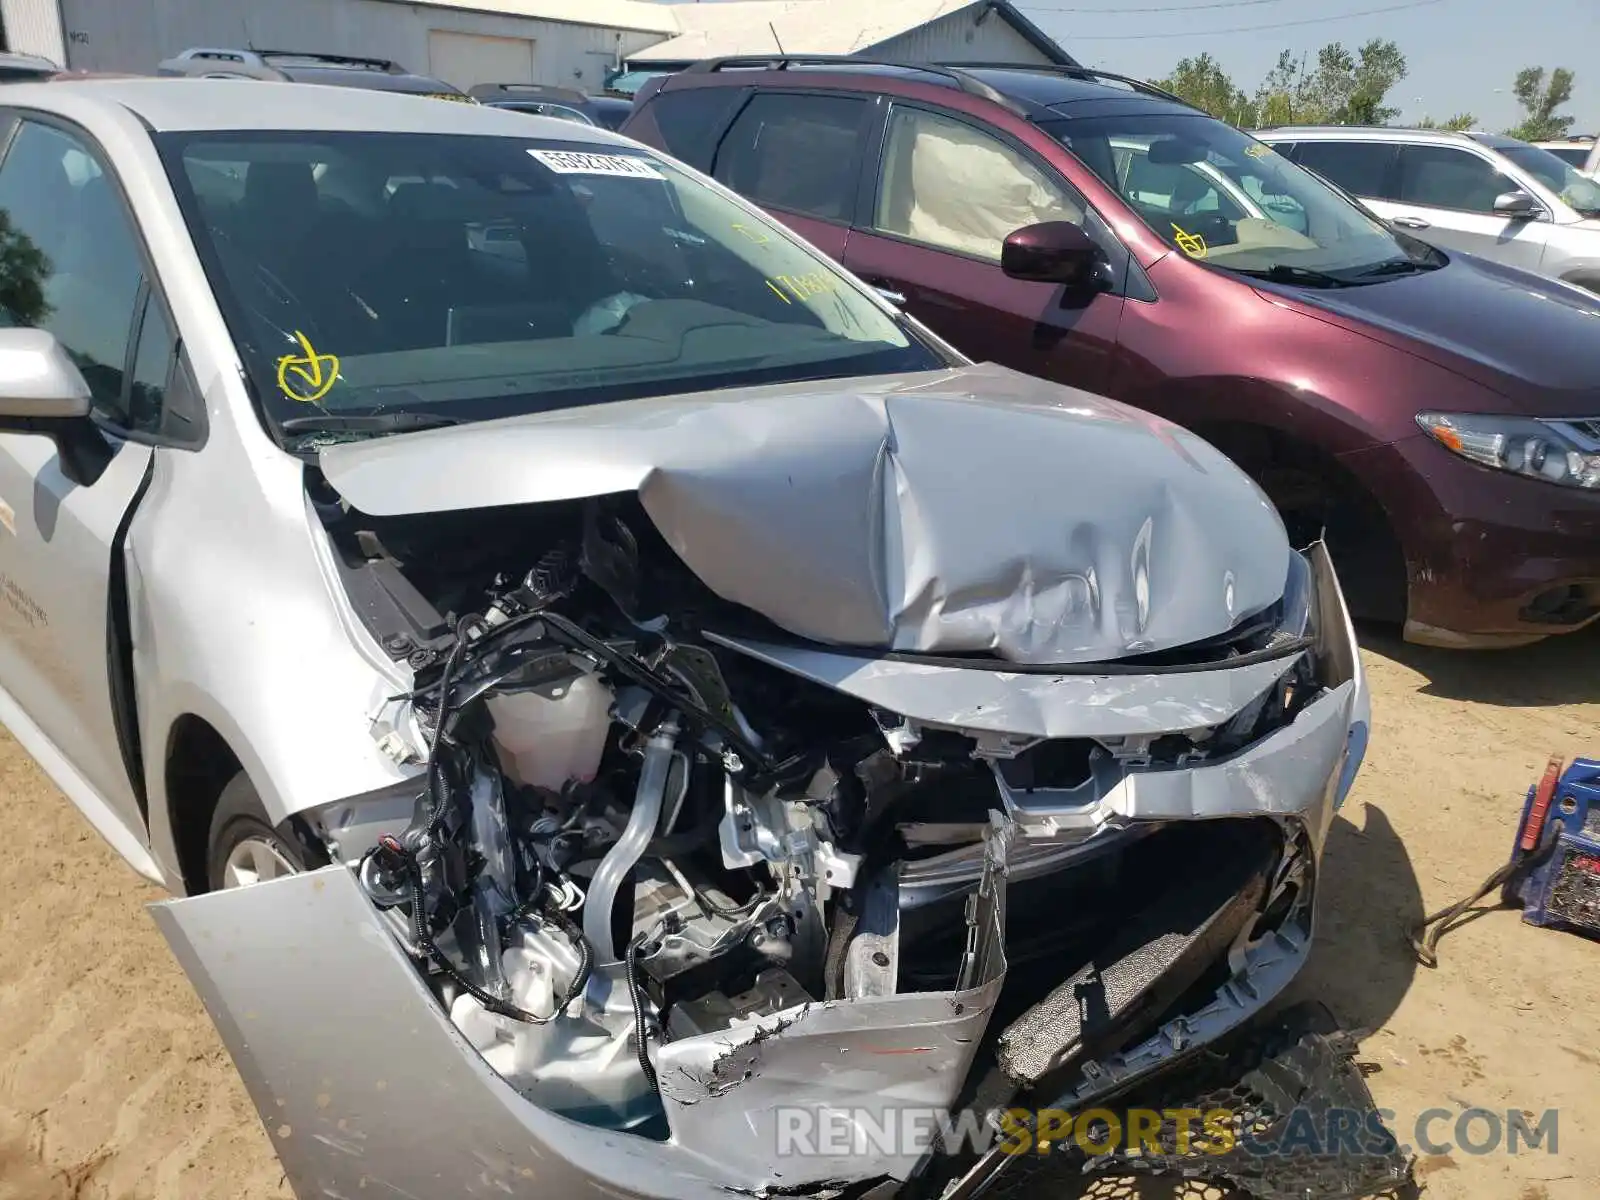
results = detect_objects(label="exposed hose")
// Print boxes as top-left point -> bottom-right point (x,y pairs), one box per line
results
584,715 -> 681,963
626,933 -> 660,1093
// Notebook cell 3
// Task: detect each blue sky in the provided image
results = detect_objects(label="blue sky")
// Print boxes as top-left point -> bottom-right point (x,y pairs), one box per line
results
1013,0 -> 1597,133
652,0 -> 1597,134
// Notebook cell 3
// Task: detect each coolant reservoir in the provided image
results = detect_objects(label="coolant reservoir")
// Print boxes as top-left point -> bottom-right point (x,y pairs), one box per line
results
486,673 -> 613,791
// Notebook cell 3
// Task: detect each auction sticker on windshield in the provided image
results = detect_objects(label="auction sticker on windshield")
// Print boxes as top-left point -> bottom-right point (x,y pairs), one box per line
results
527,149 -> 664,179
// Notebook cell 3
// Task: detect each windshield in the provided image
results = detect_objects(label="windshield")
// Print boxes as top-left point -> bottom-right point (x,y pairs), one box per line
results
157,132 -> 932,439
1041,113 -> 1431,282
1501,144 -> 1600,216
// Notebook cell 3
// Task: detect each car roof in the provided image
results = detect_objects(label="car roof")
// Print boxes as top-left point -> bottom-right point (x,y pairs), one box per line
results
275,67 -> 460,94
662,57 -> 1201,120
0,77 -> 633,139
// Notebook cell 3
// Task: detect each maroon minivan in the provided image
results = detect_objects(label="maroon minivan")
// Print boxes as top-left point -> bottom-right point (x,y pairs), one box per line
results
622,58 -> 1600,649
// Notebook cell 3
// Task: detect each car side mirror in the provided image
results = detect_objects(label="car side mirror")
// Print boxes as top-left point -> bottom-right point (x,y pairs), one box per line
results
0,327 -> 114,485
1492,189 -> 1541,220
1001,221 -> 1104,289
0,327 -> 92,419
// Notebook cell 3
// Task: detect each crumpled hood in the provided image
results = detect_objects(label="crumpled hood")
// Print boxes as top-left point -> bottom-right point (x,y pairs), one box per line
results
318,364 -> 1290,665
1261,253 -> 1600,413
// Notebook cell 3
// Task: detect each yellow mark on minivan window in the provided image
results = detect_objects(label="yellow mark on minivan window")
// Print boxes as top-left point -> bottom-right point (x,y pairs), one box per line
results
733,222 -> 772,245
1172,223 -> 1208,259
276,330 -> 341,404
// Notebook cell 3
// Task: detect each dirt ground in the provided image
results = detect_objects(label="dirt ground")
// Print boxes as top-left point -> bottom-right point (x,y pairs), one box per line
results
1,626 -> 1596,1200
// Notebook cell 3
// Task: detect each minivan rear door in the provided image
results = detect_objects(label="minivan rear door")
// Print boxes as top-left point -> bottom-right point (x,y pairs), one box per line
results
706,90 -> 877,259
841,101 -> 1126,394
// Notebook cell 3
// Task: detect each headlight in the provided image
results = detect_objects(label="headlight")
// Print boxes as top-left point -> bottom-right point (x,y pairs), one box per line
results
1416,412 -> 1600,489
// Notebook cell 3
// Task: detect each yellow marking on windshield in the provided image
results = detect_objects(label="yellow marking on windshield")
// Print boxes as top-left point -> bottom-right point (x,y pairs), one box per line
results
276,331 -> 341,404
1244,143 -> 1272,159
733,222 -> 773,245
1172,223 -> 1208,259
765,280 -> 793,304
772,272 -> 838,302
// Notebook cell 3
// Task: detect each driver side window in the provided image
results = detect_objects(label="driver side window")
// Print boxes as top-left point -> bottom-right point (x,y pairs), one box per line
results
872,106 -> 1084,262
0,119 -> 151,429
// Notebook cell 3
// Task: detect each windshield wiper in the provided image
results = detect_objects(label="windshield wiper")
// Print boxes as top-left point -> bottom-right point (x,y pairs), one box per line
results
1233,264 -> 1352,289
279,411 -> 466,438
1357,257 -> 1441,278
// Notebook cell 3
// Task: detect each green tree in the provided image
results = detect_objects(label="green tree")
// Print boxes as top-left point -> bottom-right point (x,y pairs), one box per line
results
1305,39 -> 1407,124
0,211 -> 49,327
1156,52 -> 1255,125
1252,40 -> 1407,126
1504,66 -> 1576,140
1254,49 -> 1315,125
1417,112 -> 1477,131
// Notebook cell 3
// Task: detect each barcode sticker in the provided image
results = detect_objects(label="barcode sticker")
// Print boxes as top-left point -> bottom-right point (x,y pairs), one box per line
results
527,149 -> 665,179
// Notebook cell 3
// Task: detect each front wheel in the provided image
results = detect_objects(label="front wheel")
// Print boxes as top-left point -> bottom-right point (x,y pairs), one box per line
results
205,771 -> 316,892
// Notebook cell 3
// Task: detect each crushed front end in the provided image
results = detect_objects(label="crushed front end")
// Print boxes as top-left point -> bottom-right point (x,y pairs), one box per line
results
152,501 -> 1366,1199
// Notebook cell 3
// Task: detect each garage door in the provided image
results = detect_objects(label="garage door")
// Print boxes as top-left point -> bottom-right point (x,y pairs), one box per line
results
426,29 -> 535,90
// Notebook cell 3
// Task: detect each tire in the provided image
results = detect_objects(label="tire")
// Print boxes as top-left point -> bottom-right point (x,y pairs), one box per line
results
205,771 -> 317,892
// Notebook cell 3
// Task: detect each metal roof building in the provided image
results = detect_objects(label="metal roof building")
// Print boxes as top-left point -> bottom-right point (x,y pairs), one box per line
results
628,0 -> 1077,70
0,0 -> 678,94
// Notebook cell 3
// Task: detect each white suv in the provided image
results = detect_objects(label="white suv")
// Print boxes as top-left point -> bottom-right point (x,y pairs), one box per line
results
1255,126 -> 1600,292
1537,137 -> 1600,179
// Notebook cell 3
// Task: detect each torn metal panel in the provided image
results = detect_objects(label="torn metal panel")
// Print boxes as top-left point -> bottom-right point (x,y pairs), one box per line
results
652,821 -> 1012,1190
149,867 -> 736,1200
706,631 -> 1305,740
319,363 -> 1290,666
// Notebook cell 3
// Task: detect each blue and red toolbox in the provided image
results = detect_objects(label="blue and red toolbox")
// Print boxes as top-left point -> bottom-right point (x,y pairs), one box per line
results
1504,755 -> 1600,939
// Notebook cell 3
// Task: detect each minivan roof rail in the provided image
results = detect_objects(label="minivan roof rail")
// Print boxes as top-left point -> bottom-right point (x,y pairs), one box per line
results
934,61 -> 1197,111
680,55 -> 1028,115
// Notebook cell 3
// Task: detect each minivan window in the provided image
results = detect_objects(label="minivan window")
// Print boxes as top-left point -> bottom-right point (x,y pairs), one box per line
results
1289,141 -> 1396,199
874,106 -> 1083,262
1395,145 -> 1516,213
158,131 -> 933,439
1044,114 -> 1426,283
713,93 -> 869,222
647,86 -> 748,169
1500,144 -> 1600,216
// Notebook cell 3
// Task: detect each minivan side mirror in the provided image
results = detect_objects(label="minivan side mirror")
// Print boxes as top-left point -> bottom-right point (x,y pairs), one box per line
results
1001,221 -> 1104,288
0,327 -> 114,485
1492,189 -> 1542,220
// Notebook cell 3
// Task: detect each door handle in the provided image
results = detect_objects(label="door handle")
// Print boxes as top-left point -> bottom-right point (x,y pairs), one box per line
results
869,283 -> 907,307
1392,216 -> 1431,230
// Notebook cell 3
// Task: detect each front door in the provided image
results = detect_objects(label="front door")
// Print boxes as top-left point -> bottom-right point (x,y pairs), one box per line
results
841,103 -> 1126,395
1381,143 -> 1550,272
0,115 -> 168,866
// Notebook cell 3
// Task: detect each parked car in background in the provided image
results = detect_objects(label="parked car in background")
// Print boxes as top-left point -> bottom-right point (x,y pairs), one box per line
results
469,82 -> 631,129
156,47 -> 471,101
0,75 -> 1369,1200
603,67 -> 672,98
623,57 -> 1600,649
1255,127 -> 1600,292
1536,136 -> 1600,178
0,51 -> 61,82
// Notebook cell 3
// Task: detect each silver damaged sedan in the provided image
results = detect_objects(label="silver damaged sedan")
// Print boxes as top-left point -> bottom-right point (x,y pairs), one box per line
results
0,79 -> 1370,1198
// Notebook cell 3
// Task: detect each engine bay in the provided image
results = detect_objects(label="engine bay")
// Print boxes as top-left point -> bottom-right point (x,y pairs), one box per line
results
300,482 -> 1338,1159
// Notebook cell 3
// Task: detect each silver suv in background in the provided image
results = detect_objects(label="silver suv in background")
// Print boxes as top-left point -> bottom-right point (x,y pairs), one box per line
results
1255,126 -> 1600,292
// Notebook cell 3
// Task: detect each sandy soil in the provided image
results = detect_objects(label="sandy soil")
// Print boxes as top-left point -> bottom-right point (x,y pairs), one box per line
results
1,626 -> 1597,1199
